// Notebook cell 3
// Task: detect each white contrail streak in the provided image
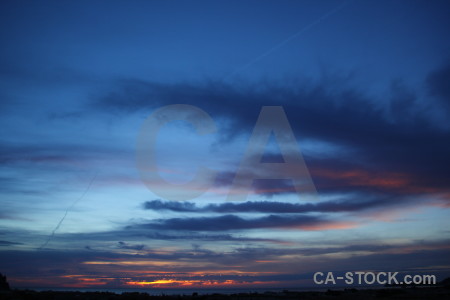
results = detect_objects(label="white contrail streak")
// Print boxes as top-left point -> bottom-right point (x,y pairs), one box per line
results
223,0 -> 352,81
38,172 -> 98,250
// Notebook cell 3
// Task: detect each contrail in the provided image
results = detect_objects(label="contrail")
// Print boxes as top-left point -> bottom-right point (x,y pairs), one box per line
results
38,172 -> 98,250
223,0 -> 352,81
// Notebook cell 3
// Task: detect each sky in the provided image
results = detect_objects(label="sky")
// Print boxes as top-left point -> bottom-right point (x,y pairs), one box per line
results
1,0 -> 450,290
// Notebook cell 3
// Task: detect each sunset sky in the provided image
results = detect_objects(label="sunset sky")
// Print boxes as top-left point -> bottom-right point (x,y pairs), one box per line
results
1,0 -> 450,289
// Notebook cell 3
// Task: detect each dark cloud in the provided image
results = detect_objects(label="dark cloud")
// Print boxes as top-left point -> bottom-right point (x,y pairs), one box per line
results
214,171 -> 298,197
427,63 -> 450,112
0,241 -> 22,246
116,241 -> 145,251
131,214 -> 343,231
143,199 -> 196,212
54,227 -> 284,244
232,239 -> 450,259
388,79 -> 418,123
1,239 -> 449,287
94,65 -> 450,197
142,195 -> 420,215
141,232 -> 281,243
213,159 -> 440,197
0,143 -> 116,167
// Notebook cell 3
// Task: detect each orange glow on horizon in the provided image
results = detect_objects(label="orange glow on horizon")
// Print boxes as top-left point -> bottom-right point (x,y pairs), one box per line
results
126,279 -> 280,288
126,279 -> 238,287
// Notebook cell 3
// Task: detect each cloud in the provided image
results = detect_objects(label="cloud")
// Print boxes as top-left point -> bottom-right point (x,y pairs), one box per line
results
143,199 -> 197,212
116,241 -> 145,251
93,65 -> 450,198
214,171 -> 298,197
1,239 -> 449,288
0,241 -> 22,246
142,195 -> 422,215
140,232 -> 283,243
51,227 -> 285,245
427,63 -> 450,112
131,214 -> 356,231
0,142 -> 112,170
213,162 -> 436,197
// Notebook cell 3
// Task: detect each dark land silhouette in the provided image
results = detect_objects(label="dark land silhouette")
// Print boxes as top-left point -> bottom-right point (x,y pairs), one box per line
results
0,273 -> 10,291
1,287 -> 450,300
1,275 -> 450,300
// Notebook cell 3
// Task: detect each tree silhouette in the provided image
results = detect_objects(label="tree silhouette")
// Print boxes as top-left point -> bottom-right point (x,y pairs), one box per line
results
0,273 -> 10,290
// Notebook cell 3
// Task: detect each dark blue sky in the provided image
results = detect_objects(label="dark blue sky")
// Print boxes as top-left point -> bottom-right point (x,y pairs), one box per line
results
1,0 -> 449,289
